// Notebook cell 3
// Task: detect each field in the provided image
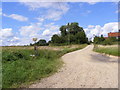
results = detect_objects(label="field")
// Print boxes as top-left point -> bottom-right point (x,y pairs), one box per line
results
93,45 -> 119,56
2,44 -> 87,88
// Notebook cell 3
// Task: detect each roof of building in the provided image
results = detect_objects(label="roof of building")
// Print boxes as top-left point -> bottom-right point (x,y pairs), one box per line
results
108,32 -> 120,37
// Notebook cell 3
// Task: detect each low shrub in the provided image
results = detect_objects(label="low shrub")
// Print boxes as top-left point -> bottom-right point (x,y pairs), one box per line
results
101,39 -> 113,45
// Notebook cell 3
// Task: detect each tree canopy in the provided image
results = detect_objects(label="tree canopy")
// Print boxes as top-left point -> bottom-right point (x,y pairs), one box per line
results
51,22 -> 88,45
31,22 -> 89,46
30,39 -> 48,46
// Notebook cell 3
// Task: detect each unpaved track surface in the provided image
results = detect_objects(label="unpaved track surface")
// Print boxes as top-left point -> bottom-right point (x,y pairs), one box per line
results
30,45 -> 118,88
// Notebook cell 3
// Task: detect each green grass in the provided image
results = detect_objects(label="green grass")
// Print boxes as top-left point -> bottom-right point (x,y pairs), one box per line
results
93,45 -> 120,56
2,44 -> 87,88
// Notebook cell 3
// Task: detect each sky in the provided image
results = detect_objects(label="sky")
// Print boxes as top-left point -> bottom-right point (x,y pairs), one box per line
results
0,1 -> 119,46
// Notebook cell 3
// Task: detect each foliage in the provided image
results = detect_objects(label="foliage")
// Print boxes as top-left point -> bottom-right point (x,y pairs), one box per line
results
30,39 -> 48,46
93,35 -> 105,44
60,25 -> 67,37
36,39 -> 48,46
75,31 -> 88,44
102,38 -> 113,45
51,22 -> 88,45
30,22 -> 88,46
51,34 -> 63,44
93,35 -> 118,45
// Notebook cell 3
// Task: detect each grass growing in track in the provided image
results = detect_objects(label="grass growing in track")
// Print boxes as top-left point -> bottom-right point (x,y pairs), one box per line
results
93,45 -> 119,56
2,44 -> 87,88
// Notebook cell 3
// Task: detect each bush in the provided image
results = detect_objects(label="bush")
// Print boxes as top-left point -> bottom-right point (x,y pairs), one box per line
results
2,50 -> 31,62
102,39 -> 113,45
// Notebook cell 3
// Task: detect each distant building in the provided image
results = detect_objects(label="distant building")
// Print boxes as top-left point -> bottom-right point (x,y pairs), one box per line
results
107,30 -> 120,39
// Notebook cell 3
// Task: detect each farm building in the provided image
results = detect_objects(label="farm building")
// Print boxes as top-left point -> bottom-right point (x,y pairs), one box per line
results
107,30 -> 120,39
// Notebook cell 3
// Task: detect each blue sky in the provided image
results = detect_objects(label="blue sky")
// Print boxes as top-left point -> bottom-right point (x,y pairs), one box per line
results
0,2 -> 119,46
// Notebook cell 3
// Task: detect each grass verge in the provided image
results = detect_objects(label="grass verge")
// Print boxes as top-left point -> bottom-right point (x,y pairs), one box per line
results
93,44 -> 119,56
2,44 -> 87,88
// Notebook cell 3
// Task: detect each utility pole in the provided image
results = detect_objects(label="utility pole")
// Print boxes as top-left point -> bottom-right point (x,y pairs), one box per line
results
33,38 -> 38,56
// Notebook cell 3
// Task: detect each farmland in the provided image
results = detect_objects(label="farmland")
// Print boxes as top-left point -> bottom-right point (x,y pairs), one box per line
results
2,44 -> 87,88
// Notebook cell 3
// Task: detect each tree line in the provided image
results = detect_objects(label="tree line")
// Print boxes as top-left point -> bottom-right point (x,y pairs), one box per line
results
30,22 -> 89,46
93,35 -> 119,45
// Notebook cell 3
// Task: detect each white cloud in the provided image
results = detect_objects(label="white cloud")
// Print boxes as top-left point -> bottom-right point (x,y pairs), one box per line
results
0,28 -> 17,46
21,2 -> 69,21
42,23 -> 60,37
18,0 -> 119,5
21,2 -> 55,10
0,28 -> 13,38
101,22 -> 118,36
19,0 -> 119,2
45,10 -> 63,21
0,40 -> 2,46
43,23 -> 60,35
21,2 -> 69,12
5,36 -> 20,46
41,23 -> 60,41
1,22 -> 118,46
1,22 -> 60,46
88,25 -> 95,28
42,29 -> 51,36
9,37 -> 20,42
16,23 -> 44,45
83,0 -> 118,4
3,14 -> 28,21
84,22 -> 118,41
19,24 -> 42,37
44,23 -> 59,31
9,43 -> 21,46
36,17 -> 44,22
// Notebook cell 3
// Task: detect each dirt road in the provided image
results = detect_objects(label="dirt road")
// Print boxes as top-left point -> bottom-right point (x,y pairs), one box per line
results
30,45 -> 118,88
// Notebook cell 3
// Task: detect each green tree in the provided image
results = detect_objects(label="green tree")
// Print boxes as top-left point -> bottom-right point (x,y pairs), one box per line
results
30,43 -> 33,46
66,22 -> 84,35
109,37 -> 117,42
69,34 -> 76,44
75,31 -> 88,44
51,22 -> 88,45
93,35 -> 116,45
102,38 -> 113,45
51,34 -> 61,44
37,39 -> 47,46
60,25 -> 67,37
93,36 -> 101,44
100,35 -> 105,41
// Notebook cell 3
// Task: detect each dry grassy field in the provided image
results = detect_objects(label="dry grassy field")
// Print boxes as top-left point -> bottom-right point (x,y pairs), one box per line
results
2,44 -> 82,51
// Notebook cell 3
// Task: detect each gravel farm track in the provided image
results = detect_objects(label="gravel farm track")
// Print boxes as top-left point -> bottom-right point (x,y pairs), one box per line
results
30,45 -> 118,88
